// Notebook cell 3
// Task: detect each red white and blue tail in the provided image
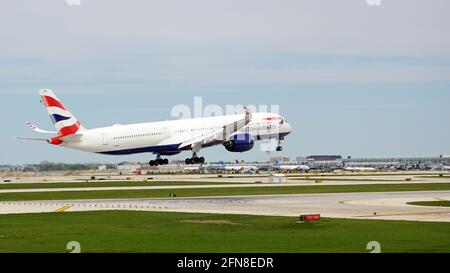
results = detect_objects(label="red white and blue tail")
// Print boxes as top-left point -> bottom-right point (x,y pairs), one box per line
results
38,89 -> 86,136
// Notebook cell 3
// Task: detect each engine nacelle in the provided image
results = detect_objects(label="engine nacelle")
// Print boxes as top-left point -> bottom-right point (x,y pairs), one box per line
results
47,137 -> 63,145
223,133 -> 254,153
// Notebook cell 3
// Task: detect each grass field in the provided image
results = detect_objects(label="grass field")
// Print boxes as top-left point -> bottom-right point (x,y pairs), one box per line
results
0,183 -> 450,201
0,181 -> 244,190
417,176 -> 450,179
289,173 -> 444,177
0,210 -> 449,253
407,201 -> 450,207
292,178 -> 404,182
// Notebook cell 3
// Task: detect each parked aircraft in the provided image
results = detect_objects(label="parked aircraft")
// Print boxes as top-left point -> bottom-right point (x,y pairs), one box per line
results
273,160 -> 310,171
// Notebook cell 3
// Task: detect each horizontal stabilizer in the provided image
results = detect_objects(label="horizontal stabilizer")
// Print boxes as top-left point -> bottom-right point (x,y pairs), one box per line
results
26,121 -> 57,134
15,136 -> 48,142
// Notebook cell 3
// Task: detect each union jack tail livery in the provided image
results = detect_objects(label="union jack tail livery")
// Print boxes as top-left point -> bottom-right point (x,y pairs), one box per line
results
38,89 -> 85,136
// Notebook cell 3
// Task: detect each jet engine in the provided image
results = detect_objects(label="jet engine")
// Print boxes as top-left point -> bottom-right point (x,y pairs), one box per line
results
223,133 -> 254,152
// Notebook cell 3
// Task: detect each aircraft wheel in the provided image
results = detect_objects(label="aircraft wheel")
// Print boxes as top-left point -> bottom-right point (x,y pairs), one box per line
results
276,146 -> 283,152
163,158 -> 169,165
185,158 -> 191,165
149,160 -> 155,166
199,157 -> 205,164
190,158 -> 197,164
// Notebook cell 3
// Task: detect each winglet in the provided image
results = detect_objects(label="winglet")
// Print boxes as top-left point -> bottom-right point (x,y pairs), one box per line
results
243,106 -> 252,125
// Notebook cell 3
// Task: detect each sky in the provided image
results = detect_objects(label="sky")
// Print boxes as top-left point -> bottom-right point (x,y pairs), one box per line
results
1,0 -> 450,164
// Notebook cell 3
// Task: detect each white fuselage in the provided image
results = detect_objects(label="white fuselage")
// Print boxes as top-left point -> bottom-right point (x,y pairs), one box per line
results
223,165 -> 258,171
62,112 -> 292,155
344,167 -> 377,171
276,165 -> 310,171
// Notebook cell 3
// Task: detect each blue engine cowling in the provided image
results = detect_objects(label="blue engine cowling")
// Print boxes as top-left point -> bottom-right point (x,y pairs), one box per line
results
223,133 -> 254,152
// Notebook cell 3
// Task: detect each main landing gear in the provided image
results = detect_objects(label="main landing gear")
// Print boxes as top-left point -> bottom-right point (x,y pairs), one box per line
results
185,152 -> 205,165
149,155 -> 169,166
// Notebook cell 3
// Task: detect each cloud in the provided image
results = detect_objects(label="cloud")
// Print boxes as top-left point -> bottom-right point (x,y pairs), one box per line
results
0,1 -> 449,163
1,0 -> 449,92
2,0 -> 450,56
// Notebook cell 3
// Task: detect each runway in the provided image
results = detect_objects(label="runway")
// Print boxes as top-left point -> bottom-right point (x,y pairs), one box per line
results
0,181 -> 444,194
2,171 -> 450,185
1,190 -> 450,222
2,178 -> 450,194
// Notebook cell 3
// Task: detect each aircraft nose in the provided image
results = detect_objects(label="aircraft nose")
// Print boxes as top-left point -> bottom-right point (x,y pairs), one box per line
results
285,121 -> 293,134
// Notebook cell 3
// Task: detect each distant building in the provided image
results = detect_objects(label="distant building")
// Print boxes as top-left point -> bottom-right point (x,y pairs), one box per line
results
0,165 -> 26,171
0,165 -> 17,171
98,165 -> 107,171
296,156 -> 307,163
270,157 -> 290,163
440,154 -> 450,159
307,155 -> 342,162
22,165 -> 38,172
117,162 -> 142,174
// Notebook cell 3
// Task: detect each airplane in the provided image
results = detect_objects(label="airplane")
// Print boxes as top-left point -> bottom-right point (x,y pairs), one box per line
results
17,89 -> 293,165
343,166 -> 377,172
338,161 -> 376,172
217,161 -> 259,173
183,166 -> 202,172
205,161 -> 257,173
273,160 -> 310,172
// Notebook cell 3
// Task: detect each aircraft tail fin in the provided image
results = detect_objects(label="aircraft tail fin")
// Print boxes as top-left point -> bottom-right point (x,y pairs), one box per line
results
274,160 -> 281,168
38,89 -> 86,136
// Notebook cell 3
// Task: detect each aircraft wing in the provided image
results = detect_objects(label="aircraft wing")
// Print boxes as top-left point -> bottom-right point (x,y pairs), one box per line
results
178,107 -> 252,150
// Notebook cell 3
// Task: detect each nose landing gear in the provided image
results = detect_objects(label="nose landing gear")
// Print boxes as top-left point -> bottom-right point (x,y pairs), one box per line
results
276,138 -> 283,152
